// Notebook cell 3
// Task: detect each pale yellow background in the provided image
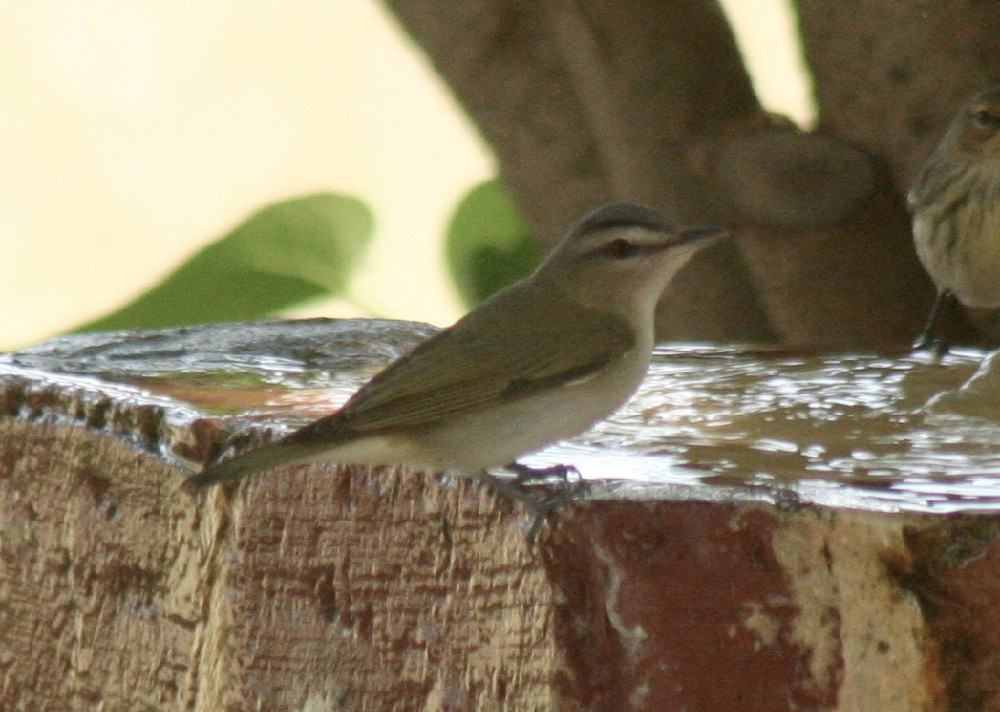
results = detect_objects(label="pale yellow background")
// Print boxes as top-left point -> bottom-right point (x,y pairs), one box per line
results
0,1 -> 810,349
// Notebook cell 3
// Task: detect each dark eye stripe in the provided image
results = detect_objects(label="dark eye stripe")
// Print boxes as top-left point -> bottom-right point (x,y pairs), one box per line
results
598,237 -> 670,260
607,238 -> 636,259
972,109 -> 1000,129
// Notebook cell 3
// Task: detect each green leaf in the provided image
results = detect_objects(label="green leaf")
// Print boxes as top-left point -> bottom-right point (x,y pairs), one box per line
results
75,192 -> 372,332
445,180 -> 541,307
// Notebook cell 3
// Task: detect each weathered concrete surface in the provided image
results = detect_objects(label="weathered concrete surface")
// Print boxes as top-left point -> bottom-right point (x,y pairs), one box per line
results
0,417 -> 558,711
7,413 -> 1000,710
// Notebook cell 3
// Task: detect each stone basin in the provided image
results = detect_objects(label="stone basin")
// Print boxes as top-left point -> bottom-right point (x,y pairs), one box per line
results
1,318 -> 998,711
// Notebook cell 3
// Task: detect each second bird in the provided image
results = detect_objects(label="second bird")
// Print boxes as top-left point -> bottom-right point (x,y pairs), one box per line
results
910,85 -> 1000,348
186,202 -> 724,490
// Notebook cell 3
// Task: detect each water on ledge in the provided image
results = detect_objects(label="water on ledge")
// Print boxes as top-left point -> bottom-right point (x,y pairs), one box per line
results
522,345 -> 1000,514
2,320 -> 999,514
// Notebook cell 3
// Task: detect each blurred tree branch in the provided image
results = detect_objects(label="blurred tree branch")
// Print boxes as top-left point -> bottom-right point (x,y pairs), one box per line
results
383,0 -> 1000,348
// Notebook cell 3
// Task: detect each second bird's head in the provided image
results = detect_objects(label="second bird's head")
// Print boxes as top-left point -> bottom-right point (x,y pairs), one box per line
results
535,202 -> 726,313
939,85 -> 1000,161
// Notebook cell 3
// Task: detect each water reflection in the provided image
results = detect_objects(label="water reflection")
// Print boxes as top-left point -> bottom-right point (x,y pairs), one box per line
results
516,345 -> 1000,512
4,332 -> 1000,514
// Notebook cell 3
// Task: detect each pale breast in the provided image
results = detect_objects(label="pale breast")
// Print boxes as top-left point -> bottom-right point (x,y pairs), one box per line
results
914,199 -> 1000,307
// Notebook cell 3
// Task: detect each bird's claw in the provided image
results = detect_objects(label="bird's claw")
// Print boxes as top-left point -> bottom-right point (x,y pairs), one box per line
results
911,333 -> 949,360
480,463 -> 589,544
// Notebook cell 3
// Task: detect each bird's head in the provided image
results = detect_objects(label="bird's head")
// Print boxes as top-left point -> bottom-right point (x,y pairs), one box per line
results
536,202 -> 726,315
947,85 -> 1000,160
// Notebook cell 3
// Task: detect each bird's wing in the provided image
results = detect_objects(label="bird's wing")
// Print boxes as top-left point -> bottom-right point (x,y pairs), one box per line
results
288,293 -> 636,439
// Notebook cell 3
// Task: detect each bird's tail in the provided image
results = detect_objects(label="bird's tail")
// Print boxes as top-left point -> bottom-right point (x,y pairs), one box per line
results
183,438 -> 322,491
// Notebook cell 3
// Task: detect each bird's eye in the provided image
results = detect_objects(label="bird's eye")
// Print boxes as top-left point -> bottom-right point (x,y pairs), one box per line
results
971,109 -> 1000,131
606,238 -> 637,259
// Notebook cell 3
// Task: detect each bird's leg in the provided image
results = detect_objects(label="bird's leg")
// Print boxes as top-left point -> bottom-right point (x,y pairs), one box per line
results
521,469 -> 590,544
506,461 -> 590,522
913,289 -> 954,355
478,463 -> 589,544
476,472 -> 547,542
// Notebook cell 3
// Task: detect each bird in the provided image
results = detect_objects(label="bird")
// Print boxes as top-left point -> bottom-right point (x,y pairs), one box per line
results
185,202 -> 725,491
909,85 -> 1000,350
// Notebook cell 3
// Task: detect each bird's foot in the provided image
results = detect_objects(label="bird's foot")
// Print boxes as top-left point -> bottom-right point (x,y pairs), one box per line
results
911,333 -> 949,360
480,463 -> 589,544
506,461 -> 578,485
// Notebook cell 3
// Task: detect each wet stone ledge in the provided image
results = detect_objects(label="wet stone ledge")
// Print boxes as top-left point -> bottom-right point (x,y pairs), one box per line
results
1,318 -> 999,711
